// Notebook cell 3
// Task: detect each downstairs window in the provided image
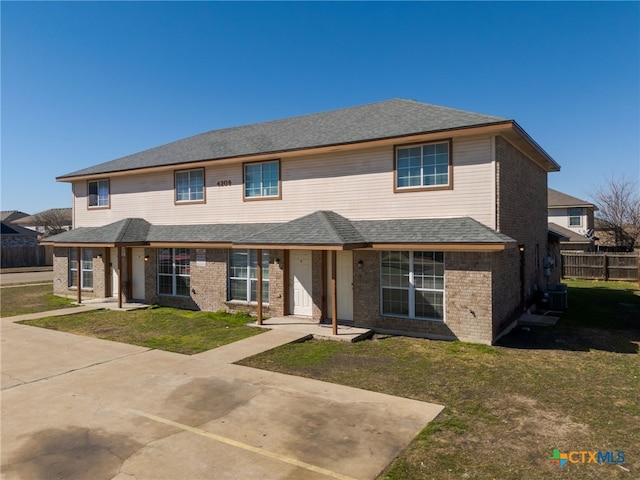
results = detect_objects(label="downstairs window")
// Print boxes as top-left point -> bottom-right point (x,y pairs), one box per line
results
380,251 -> 444,320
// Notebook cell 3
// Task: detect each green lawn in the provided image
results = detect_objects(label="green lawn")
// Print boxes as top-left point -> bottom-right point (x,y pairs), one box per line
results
18,307 -> 265,355
239,279 -> 640,479
1,284 -> 76,317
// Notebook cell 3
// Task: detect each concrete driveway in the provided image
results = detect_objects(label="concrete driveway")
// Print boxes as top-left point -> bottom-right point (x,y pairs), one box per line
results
0,270 -> 53,286
1,314 -> 443,480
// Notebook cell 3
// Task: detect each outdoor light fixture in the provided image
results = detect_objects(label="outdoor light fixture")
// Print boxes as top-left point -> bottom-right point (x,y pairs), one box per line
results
357,260 -> 364,268
144,255 -> 150,262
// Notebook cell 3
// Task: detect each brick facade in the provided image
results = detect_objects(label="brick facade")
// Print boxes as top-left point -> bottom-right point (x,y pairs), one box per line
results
52,246 -> 108,300
490,248 -> 521,338
143,248 -> 286,316
52,242 -> 537,345
495,135 -> 549,304
353,250 -> 500,344
311,251 -> 326,322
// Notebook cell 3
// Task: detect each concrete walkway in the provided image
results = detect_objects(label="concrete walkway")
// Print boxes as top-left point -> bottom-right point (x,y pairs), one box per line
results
1,309 -> 444,480
195,329 -> 312,363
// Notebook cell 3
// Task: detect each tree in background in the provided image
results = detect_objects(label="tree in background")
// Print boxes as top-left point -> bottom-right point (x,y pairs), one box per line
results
33,209 -> 72,237
592,176 -> 640,251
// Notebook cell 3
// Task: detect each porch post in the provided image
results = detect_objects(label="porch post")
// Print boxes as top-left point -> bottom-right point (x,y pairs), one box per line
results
257,249 -> 263,325
76,247 -> 82,304
331,250 -> 338,335
104,248 -> 111,298
321,250 -> 327,321
126,247 -> 133,299
117,246 -> 123,309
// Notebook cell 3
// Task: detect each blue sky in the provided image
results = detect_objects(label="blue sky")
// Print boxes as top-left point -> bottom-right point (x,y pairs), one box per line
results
2,1 -> 638,214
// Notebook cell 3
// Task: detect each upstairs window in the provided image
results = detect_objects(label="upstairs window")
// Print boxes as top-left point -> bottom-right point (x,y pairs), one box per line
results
568,208 -> 582,226
88,179 -> 109,208
175,168 -> 205,203
395,140 -> 452,191
244,160 -> 280,200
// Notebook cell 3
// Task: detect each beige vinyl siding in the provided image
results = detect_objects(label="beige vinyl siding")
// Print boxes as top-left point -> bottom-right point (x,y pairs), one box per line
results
73,136 -> 495,228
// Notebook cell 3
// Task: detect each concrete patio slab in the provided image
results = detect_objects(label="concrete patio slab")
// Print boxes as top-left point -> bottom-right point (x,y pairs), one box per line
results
518,313 -> 560,327
251,316 -> 373,342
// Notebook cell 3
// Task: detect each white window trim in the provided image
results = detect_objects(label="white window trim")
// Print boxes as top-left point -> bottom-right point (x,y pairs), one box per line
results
243,160 -> 281,200
88,179 -> 110,208
395,140 -> 452,191
68,248 -> 94,290
157,248 -> 191,297
228,250 -> 270,304
175,168 -> 205,203
380,251 -> 445,322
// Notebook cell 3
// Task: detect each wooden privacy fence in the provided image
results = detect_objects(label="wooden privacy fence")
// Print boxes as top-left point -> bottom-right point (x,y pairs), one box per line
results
561,252 -> 639,282
0,245 -> 53,268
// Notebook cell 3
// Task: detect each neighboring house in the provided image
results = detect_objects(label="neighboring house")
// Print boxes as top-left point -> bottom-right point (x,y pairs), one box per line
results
1,210 -> 30,224
547,188 -> 597,251
13,208 -> 73,237
45,99 -> 560,345
1,221 -> 40,247
1,211 -> 38,247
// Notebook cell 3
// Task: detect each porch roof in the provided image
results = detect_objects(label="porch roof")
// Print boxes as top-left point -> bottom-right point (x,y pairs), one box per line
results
45,212 -> 516,251
146,223 -> 276,245
354,217 -> 515,247
233,211 -> 369,249
42,218 -> 151,246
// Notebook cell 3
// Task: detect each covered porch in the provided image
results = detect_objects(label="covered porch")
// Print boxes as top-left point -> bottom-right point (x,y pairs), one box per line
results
234,211 -> 370,335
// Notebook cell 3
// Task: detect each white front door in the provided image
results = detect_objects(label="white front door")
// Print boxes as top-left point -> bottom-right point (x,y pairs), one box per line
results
132,248 -> 146,301
110,247 -> 119,298
290,250 -> 313,317
327,251 -> 354,322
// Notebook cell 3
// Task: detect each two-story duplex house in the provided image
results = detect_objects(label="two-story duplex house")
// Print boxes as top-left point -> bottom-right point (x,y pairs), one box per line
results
46,99 -> 560,345
547,188 -> 597,251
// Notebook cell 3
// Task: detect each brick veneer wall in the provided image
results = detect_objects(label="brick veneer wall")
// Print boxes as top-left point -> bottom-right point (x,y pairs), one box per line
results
353,250 -> 497,344
93,249 -> 107,299
268,249 -> 286,317
52,247 -> 68,296
52,246 -> 107,300
311,251 -> 325,321
491,248 -> 521,338
144,247 -> 285,315
446,252 -> 493,344
495,135 -> 549,306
